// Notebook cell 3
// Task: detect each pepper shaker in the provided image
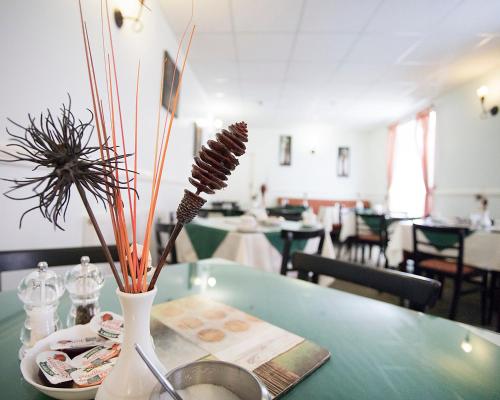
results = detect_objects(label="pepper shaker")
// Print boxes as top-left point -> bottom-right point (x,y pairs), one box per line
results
65,256 -> 104,326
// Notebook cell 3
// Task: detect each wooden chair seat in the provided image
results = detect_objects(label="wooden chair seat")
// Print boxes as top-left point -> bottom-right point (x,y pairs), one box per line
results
420,258 -> 475,275
331,223 -> 342,231
357,233 -> 381,242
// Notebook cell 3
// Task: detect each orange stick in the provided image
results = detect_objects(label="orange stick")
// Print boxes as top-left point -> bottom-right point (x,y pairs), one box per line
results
139,27 -> 196,283
78,0 -> 124,291
83,24 -> 129,293
106,58 -> 132,292
152,3 -> 194,189
104,0 -> 136,235
132,61 -> 140,288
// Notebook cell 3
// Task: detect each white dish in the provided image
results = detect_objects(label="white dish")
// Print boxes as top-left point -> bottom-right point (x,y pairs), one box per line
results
20,324 -> 101,400
237,226 -> 259,233
260,217 -> 283,227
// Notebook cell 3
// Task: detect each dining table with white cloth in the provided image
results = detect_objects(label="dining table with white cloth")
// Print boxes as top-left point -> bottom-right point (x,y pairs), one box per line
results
175,216 -> 336,274
334,209 -> 421,242
386,221 -> 500,272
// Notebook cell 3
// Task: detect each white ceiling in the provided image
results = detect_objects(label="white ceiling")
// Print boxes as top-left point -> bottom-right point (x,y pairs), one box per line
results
159,0 -> 500,130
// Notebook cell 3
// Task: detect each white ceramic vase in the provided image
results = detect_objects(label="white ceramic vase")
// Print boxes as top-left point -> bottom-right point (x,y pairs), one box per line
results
96,287 -> 165,400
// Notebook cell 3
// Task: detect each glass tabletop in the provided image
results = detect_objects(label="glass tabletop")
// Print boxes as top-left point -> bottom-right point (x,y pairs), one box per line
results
1,259 -> 499,399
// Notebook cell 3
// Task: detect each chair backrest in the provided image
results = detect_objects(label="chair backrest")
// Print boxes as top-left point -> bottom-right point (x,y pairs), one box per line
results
0,245 -> 119,290
267,207 -> 304,221
198,208 -> 244,218
292,252 -> 441,312
211,201 -> 240,209
280,228 -> 325,275
355,212 -> 387,240
155,222 -> 178,264
412,224 -> 465,274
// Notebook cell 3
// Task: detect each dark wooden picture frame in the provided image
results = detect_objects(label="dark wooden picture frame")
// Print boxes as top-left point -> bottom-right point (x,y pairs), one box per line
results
337,146 -> 350,177
161,51 -> 180,117
279,135 -> 292,166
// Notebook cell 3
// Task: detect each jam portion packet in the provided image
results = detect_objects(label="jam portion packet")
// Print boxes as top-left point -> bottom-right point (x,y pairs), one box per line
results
50,336 -> 107,351
70,343 -> 121,369
36,351 -> 77,385
70,359 -> 116,387
90,311 -> 124,342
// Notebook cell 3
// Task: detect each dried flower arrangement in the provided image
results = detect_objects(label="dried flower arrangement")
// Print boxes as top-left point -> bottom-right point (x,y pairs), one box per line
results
2,0 -> 249,293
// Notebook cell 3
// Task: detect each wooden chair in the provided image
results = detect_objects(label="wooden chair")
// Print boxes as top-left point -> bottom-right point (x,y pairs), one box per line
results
293,252 -> 441,312
329,204 -> 343,254
0,245 -> 119,291
198,208 -> 244,218
352,212 -> 387,265
412,224 -> 488,323
155,222 -> 178,265
280,228 -> 325,277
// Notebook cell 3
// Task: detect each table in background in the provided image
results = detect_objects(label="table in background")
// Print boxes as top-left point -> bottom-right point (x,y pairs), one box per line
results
175,217 -> 335,273
386,221 -> 500,272
338,209 -> 418,242
1,259 -> 499,399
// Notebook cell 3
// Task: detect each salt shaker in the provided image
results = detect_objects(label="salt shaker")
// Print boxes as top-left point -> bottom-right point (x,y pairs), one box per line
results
17,261 -> 65,359
65,256 -> 104,326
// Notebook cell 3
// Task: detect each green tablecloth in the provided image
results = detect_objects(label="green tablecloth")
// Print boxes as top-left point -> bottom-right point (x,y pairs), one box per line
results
3,260 -> 499,399
184,221 -> 308,258
264,231 -> 307,254
419,229 -> 473,251
184,223 -> 229,259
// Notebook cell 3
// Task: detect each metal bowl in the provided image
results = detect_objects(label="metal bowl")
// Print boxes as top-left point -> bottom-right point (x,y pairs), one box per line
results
150,360 -> 270,400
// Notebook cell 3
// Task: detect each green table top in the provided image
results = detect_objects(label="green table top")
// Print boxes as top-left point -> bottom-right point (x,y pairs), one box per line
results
1,259 -> 499,399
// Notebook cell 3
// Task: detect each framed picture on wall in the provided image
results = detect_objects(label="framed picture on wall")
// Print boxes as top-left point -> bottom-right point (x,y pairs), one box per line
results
193,123 -> 203,156
337,146 -> 350,177
279,135 -> 292,166
161,51 -> 180,117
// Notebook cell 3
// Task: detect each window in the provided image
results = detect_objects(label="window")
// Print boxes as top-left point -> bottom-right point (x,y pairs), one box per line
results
388,110 -> 436,216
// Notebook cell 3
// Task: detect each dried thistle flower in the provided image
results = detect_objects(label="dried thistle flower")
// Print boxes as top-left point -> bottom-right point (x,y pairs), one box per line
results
1,95 -> 129,229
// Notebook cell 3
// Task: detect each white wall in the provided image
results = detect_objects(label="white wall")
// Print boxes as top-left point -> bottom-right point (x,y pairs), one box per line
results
242,123 -> 372,206
361,66 -> 500,218
433,66 -> 500,218
0,0 -> 210,251
359,127 -> 387,206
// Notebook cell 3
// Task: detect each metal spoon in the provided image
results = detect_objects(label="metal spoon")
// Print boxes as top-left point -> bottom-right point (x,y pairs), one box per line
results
134,343 -> 183,400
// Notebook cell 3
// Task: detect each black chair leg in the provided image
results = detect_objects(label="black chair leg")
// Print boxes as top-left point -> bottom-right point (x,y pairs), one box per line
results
376,247 -> 382,267
438,275 -> 445,299
488,272 -> 497,324
481,273 -> 488,325
449,278 -> 462,320
361,245 -> 365,264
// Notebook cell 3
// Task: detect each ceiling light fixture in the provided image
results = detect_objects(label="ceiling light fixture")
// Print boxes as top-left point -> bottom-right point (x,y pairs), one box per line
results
114,0 -> 147,32
476,85 -> 498,118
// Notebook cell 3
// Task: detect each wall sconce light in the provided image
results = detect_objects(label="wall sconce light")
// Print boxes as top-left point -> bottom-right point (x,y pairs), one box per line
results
114,0 -> 147,32
476,86 -> 498,118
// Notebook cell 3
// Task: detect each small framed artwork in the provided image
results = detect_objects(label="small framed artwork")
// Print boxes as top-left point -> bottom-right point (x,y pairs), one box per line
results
337,147 -> 350,177
161,51 -> 180,117
279,135 -> 292,166
193,123 -> 203,156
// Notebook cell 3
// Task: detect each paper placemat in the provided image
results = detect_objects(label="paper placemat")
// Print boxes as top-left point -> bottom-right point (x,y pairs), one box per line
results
151,295 -> 330,398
